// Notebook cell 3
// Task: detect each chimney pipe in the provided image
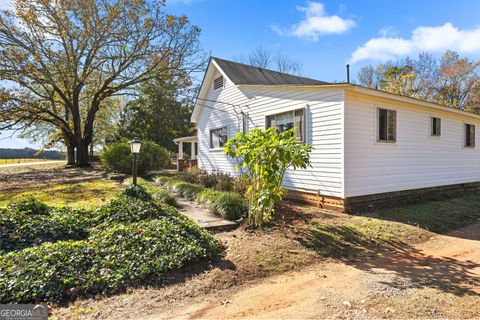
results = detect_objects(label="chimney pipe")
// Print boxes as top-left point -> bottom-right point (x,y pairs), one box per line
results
346,64 -> 350,83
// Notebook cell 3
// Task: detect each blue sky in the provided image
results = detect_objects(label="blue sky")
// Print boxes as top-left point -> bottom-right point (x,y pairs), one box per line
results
2,0 -> 480,148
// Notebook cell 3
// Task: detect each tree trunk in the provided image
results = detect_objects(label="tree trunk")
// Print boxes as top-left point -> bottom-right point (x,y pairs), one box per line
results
66,145 -> 76,166
76,139 -> 91,167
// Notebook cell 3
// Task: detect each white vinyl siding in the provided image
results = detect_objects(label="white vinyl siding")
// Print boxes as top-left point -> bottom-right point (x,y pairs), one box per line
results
344,91 -> 480,197
196,68 -> 345,197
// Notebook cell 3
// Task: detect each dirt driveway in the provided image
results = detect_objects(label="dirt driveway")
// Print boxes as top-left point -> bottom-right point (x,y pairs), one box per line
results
148,224 -> 480,319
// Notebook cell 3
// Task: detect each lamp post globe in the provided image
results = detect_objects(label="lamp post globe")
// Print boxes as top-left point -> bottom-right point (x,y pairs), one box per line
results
130,139 -> 142,185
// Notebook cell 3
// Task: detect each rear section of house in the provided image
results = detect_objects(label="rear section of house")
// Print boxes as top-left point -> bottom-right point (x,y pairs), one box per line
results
343,87 -> 480,210
190,57 -> 480,212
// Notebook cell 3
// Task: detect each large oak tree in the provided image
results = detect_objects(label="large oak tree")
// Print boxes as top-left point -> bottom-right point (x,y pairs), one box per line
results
0,0 -> 204,166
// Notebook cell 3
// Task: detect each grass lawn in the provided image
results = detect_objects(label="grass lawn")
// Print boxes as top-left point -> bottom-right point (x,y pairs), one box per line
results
0,158 -> 61,164
376,193 -> 480,233
0,179 -> 122,208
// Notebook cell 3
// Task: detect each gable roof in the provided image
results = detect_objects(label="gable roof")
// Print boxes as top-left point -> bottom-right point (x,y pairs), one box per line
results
212,57 -> 329,86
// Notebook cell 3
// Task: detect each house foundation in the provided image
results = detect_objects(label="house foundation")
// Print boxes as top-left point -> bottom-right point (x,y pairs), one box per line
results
286,181 -> 480,213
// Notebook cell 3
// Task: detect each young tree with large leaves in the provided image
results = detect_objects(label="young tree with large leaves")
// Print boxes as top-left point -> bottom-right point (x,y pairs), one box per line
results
0,0 -> 204,166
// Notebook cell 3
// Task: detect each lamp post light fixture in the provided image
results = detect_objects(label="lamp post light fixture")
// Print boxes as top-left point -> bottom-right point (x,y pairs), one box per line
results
130,138 -> 142,186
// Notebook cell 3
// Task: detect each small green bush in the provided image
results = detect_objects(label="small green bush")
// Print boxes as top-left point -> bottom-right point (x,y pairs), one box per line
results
198,190 -> 246,220
154,175 -> 246,220
152,189 -> 175,206
212,192 -> 247,220
0,202 -> 89,253
173,170 -> 234,192
100,140 -> 169,175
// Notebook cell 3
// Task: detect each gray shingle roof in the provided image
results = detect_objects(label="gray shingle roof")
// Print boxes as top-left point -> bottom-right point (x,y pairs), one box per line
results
212,57 -> 329,86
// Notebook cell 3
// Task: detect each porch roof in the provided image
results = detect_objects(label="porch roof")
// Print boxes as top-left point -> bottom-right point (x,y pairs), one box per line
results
173,135 -> 198,143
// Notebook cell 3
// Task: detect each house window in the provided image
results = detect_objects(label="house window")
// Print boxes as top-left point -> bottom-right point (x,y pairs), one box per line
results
431,117 -> 441,136
210,126 -> 228,149
378,108 -> 396,142
465,123 -> 475,148
266,108 -> 305,142
213,76 -> 224,90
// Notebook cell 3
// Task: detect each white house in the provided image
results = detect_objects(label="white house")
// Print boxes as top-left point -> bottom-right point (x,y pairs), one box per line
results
186,57 -> 480,212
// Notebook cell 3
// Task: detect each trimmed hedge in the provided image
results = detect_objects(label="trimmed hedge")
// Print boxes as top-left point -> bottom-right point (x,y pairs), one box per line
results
0,192 -> 223,303
154,176 -> 247,220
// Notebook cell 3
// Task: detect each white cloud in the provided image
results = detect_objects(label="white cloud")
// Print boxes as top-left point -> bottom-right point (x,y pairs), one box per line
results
273,1 -> 355,41
378,26 -> 398,37
350,23 -> 480,63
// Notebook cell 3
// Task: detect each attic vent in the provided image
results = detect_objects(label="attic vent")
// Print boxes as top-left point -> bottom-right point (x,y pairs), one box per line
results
213,76 -> 224,90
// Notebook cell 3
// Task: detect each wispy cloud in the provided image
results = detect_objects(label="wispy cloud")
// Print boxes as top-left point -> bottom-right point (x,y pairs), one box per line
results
350,23 -> 480,63
272,1 -> 355,41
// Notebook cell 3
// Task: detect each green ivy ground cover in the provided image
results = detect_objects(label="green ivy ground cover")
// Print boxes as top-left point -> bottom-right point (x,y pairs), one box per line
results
0,185 -> 223,303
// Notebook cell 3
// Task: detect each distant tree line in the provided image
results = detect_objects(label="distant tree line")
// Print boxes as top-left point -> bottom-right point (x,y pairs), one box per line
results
0,148 -> 64,160
356,50 -> 480,113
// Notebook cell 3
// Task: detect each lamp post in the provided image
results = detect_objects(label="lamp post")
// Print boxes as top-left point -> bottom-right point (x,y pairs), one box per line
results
130,139 -> 142,186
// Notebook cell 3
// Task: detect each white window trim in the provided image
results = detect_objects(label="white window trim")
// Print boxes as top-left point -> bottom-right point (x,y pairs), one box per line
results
265,107 -> 306,143
209,126 -> 228,151
375,106 -> 397,144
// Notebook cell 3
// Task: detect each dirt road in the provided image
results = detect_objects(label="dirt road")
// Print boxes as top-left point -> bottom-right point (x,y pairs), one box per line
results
148,224 -> 480,319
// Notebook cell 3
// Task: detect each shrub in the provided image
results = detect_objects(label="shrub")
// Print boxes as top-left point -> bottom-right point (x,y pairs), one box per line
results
0,202 -> 89,253
173,170 -> 234,192
198,190 -> 246,220
152,189 -> 175,206
233,173 -> 252,196
100,140 -> 169,175
0,198 -> 223,303
155,176 -> 246,220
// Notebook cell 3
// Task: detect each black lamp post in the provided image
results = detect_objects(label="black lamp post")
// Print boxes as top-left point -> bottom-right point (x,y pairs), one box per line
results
130,139 -> 142,186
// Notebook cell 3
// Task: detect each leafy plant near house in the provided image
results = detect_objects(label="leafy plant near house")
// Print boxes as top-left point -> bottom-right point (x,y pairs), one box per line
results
224,127 -> 312,226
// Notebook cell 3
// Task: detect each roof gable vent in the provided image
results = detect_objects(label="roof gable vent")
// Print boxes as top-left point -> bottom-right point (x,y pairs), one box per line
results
213,76 -> 224,90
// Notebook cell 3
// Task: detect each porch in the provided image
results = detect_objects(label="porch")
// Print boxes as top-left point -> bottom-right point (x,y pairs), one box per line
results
173,135 -> 198,171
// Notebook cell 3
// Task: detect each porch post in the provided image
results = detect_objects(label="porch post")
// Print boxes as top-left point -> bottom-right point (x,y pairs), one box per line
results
178,142 -> 183,160
191,142 -> 196,160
